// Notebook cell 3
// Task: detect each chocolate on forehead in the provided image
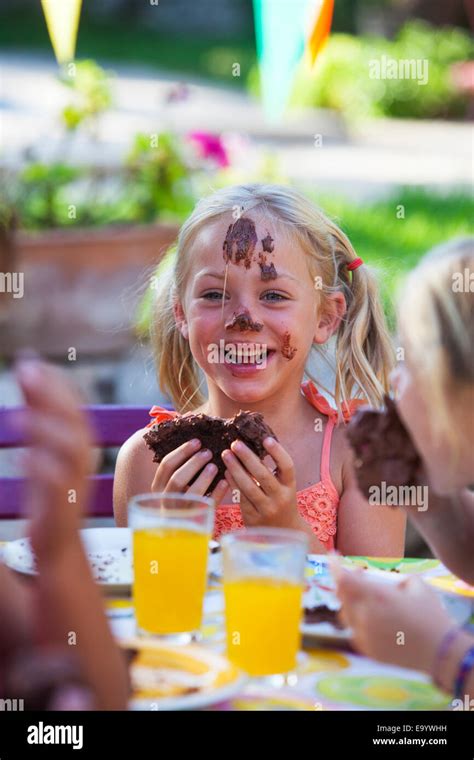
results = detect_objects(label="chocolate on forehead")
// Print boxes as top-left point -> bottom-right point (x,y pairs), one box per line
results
222,217 -> 258,269
259,232 -> 278,280
261,233 -> 275,253
258,256 -> 277,281
222,217 -> 280,282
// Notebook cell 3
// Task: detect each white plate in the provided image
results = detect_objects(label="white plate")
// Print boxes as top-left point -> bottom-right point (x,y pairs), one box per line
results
301,620 -> 352,644
130,675 -> 247,711
301,555 -> 350,643
304,555 -> 473,636
303,554 -> 432,644
2,528 -> 132,594
123,638 -> 246,711
2,528 -> 219,596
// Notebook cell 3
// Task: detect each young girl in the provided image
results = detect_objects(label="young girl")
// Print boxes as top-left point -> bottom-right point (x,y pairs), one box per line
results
114,183 -> 406,554
334,237 -> 474,700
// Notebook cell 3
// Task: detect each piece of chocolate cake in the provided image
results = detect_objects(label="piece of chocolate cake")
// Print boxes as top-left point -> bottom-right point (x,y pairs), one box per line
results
346,395 -> 422,500
304,605 -> 346,629
144,411 -> 277,495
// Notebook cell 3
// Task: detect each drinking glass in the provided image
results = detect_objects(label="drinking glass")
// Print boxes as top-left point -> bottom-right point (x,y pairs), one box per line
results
222,527 -> 308,684
129,492 -> 214,644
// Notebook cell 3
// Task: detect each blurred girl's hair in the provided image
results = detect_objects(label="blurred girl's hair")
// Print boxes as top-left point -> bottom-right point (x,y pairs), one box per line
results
151,183 -> 395,414
397,236 -> 474,448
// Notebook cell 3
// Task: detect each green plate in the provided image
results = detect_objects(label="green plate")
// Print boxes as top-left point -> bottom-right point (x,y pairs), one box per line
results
316,675 -> 449,710
343,556 -> 440,575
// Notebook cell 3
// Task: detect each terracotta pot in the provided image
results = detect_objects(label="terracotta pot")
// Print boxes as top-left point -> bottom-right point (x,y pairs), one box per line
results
0,223 -> 179,359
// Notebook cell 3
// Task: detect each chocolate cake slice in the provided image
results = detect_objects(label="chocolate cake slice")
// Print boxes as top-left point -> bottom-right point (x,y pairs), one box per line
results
304,605 -> 346,629
143,411 -> 277,495
346,394 -> 422,500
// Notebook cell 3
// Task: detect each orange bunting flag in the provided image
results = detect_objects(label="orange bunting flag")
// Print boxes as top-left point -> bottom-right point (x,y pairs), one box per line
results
307,0 -> 334,65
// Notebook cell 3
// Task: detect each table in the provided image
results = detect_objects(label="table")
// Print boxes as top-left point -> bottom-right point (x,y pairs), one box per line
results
2,534 -> 470,711
106,557 -> 462,711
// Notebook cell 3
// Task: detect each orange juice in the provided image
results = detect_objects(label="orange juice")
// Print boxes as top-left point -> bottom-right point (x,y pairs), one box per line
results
223,577 -> 303,675
133,528 -> 209,634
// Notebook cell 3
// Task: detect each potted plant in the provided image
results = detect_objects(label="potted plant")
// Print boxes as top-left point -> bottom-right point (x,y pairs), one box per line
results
0,62 -> 228,359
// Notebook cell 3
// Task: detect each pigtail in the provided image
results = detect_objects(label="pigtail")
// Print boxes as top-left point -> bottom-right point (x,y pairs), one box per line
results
151,247 -> 205,412
329,224 -> 395,411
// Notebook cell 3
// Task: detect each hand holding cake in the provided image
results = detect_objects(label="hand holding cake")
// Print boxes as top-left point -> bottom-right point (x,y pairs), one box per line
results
222,435 -> 302,531
143,409 -> 276,501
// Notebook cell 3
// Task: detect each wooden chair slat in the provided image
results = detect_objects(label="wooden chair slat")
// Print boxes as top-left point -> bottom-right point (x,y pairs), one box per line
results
0,405 -> 172,518
0,474 -> 115,519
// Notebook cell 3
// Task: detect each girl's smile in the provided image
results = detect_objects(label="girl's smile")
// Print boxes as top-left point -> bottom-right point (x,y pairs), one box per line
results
222,346 -> 277,376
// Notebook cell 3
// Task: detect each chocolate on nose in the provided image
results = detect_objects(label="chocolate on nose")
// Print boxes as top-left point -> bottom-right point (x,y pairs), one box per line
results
225,309 -> 263,332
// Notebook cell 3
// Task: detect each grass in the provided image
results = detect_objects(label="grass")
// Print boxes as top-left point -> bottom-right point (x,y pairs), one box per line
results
311,187 -> 474,328
0,9 -> 256,87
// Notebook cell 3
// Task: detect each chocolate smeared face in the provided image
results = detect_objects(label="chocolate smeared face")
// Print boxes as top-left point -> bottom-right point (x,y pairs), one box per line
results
281,331 -> 297,360
223,217 -> 258,269
225,309 -> 264,332
187,212 -> 318,403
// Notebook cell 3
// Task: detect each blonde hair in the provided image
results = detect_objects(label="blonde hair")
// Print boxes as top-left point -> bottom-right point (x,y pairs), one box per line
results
151,183 -> 395,415
397,237 -> 474,451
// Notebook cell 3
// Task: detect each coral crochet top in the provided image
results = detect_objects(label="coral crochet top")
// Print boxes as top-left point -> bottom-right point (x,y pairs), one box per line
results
146,382 -> 365,551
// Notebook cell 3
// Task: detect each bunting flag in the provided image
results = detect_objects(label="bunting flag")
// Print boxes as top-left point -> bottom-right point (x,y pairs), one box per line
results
41,0 -> 83,64
252,0 -> 307,122
252,0 -> 334,122
307,0 -> 334,65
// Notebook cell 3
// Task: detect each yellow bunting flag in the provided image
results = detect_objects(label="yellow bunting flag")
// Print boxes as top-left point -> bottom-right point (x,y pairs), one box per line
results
41,0 -> 83,64
307,0 -> 334,65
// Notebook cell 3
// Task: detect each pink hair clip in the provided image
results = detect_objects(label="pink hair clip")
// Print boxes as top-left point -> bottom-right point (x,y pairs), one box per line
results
347,257 -> 364,271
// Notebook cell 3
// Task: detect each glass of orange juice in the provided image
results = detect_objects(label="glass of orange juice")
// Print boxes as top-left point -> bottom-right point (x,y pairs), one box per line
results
128,493 -> 214,644
222,528 -> 308,684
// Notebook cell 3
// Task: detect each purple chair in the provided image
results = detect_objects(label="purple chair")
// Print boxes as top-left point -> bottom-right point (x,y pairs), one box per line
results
0,406 -> 169,519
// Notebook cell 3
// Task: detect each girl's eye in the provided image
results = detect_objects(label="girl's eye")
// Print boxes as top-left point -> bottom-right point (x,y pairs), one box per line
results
202,291 -> 226,300
201,290 -> 288,302
262,291 -> 288,302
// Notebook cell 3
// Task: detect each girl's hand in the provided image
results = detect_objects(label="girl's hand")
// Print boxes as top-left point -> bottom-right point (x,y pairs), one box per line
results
333,563 -> 453,674
151,439 -> 228,504
16,360 -> 93,563
221,437 -> 300,530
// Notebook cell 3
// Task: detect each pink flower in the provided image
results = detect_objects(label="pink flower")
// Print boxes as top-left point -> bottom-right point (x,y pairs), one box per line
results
188,131 -> 230,168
